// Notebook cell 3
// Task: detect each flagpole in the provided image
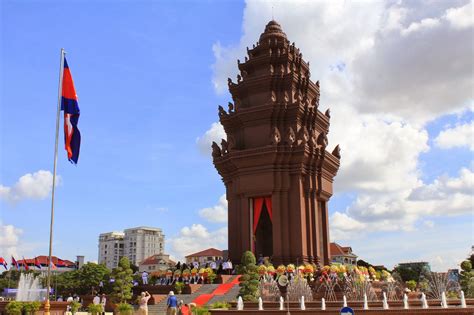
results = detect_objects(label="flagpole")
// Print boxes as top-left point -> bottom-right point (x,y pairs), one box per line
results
44,48 -> 65,315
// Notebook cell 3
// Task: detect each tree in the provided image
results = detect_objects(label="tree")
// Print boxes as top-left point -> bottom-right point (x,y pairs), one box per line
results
238,251 -> 260,302
111,257 -> 133,303
393,262 -> 430,282
460,259 -> 474,297
77,263 -> 110,294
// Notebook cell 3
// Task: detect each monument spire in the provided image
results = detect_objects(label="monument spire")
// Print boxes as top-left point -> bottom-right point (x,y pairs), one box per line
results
213,21 -> 340,266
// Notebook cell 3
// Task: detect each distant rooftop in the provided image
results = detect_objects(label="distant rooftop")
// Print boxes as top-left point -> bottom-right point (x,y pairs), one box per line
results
124,226 -> 163,231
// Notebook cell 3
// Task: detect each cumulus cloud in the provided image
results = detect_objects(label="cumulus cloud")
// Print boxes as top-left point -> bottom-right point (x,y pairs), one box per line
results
331,167 -> 474,240
0,222 -> 23,258
168,224 -> 227,261
0,170 -> 57,203
199,194 -> 228,223
196,122 -> 226,155
434,122 -> 474,151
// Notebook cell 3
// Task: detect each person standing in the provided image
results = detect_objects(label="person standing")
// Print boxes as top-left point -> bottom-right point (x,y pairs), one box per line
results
92,293 -> 100,307
166,291 -> 178,315
100,294 -> 106,315
142,271 -> 149,285
138,291 -> 151,315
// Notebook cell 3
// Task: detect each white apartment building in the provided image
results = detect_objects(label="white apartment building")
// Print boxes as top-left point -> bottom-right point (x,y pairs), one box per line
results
98,231 -> 125,269
123,226 -> 164,266
98,227 -> 165,269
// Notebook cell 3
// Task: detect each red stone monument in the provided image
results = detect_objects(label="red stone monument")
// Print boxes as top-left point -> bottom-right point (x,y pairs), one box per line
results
212,21 -> 340,266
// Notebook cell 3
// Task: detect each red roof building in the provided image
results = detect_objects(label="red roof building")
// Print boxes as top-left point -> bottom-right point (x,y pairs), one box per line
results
330,243 -> 358,265
16,255 -> 77,272
185,248 -> 223,265
138,253 -> 175,272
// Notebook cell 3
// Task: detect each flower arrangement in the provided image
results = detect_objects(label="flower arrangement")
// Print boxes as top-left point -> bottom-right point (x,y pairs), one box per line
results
267,265 -> 275,276
174,269 -> 182,278
191,268 -> 198,276
257,264 -> 267,275
182,269 -> 190,278
166,270 -> 173,278
276,265 -> 286,276
286,264 -> 295,273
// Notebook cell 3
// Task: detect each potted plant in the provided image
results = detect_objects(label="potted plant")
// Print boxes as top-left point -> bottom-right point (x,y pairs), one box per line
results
23,302 -> 41,315
115,302 -> 133,315
69,301 -> 81,315
174,281 -> 185,294
5,301 -> 23,315
87,303 -> 103,315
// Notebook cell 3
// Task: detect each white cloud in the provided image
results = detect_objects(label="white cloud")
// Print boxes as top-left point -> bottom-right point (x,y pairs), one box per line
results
199,194 -> 228,223
445,0 -> 474,29
0,170 -> 57,203
168,224 -> 227,262
401,17 -> 440,36
196,122 -> 226,155
331,167 -> 474,240
0,222 -> 23,258
434,121 -> 474,151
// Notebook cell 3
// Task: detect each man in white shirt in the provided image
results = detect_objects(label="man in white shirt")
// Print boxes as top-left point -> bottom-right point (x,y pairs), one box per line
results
142,271 -> 149,285
92,294 -> 100,305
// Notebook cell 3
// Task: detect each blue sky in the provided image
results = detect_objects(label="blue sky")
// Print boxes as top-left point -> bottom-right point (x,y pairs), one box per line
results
1,0 -> 472,271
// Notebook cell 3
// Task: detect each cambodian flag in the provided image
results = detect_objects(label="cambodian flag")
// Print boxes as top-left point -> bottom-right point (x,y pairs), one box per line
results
11,256 -> 18,270
0,257 -> 7,269
34,257 -> 42,269
61,58 -> 81,164
22,257 -> 29,271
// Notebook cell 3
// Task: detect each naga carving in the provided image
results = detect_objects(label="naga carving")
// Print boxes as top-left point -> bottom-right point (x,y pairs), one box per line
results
270,127 -> 281,145
332,144 -> 341,159
286,127 -> 296,145
211,141 -> 221,158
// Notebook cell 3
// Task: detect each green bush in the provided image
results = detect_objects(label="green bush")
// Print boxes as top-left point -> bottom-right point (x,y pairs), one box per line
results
193,306 -> 210,315
87,303 -> 103,315
116,302 -> 133,315
405,280 -> 417,291
69,301 -> 81,314
5,301 -> 23,315
209,301 -> 230,309
238,251 -> 260,302
174,281 -> 185,294
23,301 -> 41,315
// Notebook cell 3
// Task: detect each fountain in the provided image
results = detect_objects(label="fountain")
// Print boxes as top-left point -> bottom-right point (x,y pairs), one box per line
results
343,295 -> 347,307
236,296 -> 244,310
279,296 -> 284,310
258,297 -> 263,310
287,277 -> 313,302
258,278 -> 281,301
421,292 -> 429,309
321,298 -> 326,310
16,273 -> 43,301
343,274 -> 378,301
425,272 -> 458,300
460,290 -> 466,308
363,293 -> 368,310
403,293 -> 409,309
441,291 -> 448,308
382,292 -> 389,309
300,296 -> 305,310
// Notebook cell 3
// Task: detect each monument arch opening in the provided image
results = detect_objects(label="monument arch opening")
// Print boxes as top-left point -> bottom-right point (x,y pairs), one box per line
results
251,197 -> 273,258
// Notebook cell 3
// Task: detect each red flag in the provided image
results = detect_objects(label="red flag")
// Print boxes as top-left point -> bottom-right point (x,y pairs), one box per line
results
0,257 -> 7,269
22,257 -> 29,271
11,256 -> 19,270
34,257 -> 42,269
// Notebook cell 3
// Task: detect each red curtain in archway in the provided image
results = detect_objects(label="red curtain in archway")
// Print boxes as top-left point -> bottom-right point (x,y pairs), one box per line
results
253,198 -> 264,233
253,197 -> 273,233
